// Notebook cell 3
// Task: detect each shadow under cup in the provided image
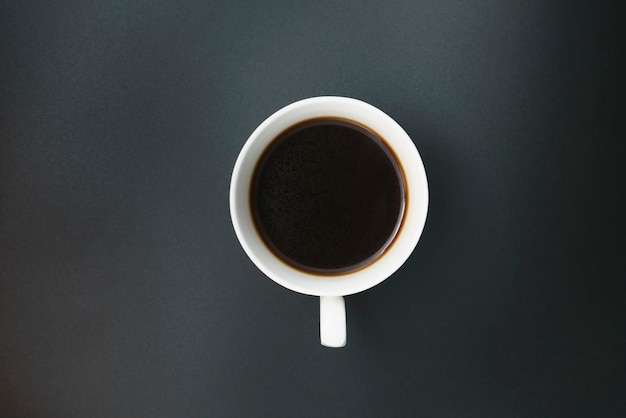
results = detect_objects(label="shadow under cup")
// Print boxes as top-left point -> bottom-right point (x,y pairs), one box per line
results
230,97 -> 428,297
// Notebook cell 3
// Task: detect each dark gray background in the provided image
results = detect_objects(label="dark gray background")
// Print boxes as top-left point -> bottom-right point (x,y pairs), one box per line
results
1,1 -> 622,417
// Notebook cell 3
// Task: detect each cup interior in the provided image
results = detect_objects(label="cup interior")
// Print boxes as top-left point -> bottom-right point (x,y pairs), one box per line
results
230,97 -> 428,296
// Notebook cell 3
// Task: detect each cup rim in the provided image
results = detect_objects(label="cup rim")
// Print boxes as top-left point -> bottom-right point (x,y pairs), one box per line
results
230,96 -> 428,296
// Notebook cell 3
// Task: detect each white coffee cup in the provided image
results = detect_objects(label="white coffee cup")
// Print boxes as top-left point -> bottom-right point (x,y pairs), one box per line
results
230,96 -> 428,347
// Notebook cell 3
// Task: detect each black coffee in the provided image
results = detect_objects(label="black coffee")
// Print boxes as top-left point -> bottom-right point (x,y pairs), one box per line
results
250,118 -> 405,274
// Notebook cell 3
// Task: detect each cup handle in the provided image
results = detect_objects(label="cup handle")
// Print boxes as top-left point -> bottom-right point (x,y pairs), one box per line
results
320,296 -> 346,347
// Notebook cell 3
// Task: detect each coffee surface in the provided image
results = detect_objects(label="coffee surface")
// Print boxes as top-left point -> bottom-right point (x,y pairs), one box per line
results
251,118 -> 404,274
